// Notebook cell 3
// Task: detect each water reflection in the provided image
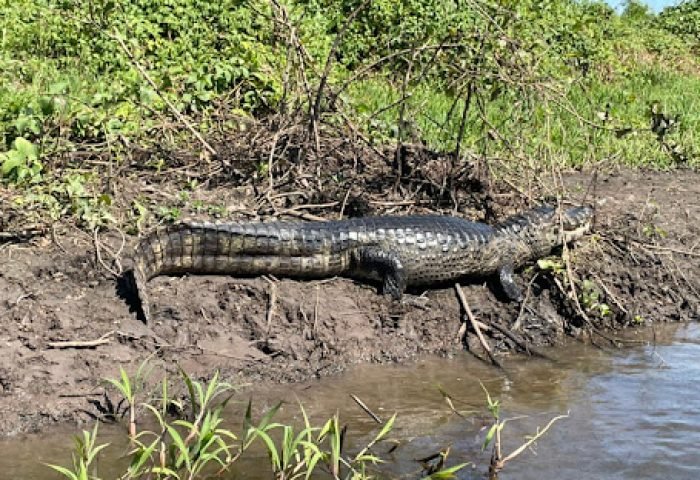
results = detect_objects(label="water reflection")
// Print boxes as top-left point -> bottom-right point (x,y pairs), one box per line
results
3,323 -> 699,479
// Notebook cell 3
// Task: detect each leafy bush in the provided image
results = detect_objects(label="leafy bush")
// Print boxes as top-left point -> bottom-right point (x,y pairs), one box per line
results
659,0 -> 700,43
1,0 -> 699,200
0,0 -> 283,146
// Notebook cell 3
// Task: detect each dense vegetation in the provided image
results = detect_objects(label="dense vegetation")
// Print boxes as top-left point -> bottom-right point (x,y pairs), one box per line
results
0,0 -> 696,231
2,0 -> 699,161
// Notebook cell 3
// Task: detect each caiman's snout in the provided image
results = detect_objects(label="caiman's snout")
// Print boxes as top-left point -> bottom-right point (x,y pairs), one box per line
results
562,205 -> 594,241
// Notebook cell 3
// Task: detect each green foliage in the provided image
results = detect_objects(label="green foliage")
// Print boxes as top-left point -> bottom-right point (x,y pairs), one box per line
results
0,0 -> 281,146
537,258 -> 566,275
11,172 -> 116,229
480,382 -> 502,452
659,0 -> 700,44
299,0 -> 474,69
581,279 -> 612,318
0,137 -> 42,184
156,205 -> 183,223
126,370 -> 238,478
2,0 -> 700,234
48,423 -> 110,480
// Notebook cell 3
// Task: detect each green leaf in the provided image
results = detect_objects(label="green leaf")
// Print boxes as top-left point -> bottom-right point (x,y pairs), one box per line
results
482,423 -> 498,451
150,466 -> 180,476
1,152 -> 22,176
49,81 -> 69,94
253,428 -> 281,470
46,464 -> 79,480
374,413 -> 396,443
39,97 -> 55,116
423,462 -> 472,479
166,424 -> 192,470
128,440 -> 159,475
13,137 -> 37,160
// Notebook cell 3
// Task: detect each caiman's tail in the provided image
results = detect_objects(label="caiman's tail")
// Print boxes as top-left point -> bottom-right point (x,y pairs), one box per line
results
128,221 -> 344,322
129,222 -> 247,323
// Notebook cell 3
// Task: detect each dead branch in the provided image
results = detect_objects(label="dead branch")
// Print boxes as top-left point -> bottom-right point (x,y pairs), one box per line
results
310,0 -> 371,146
490,411 -> 569,475
511,273 -> 539,331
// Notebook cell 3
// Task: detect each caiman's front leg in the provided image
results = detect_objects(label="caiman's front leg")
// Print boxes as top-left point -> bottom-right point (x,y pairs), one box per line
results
498,264 -> 523,302
352,247 -> 408,299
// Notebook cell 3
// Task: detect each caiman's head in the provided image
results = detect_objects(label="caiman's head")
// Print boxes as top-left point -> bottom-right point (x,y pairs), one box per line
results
498,204 -> 594,259
559,205 -> 594,243
533,204 -> 594,257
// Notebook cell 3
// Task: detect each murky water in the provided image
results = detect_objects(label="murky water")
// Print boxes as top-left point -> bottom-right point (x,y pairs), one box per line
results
4,323 -> 700,479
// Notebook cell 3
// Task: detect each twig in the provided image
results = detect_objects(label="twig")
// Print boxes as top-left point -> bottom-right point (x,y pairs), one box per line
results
457,321 -> 468,344
310,0 -> 371,147
393,48 -> 418,189
93,227 -> 122,277
494,412 -> 570,471
349,394 -> 383,424
0,225 -> 48,242
632,241 -> 700,258
51,223 -> 68,254
285,202 -> 339,211
267,129 -> 281,190
338,188 -> 352,220
591,272 -> 629,315
485,320 -> 552,360
511,273 -> 538,331
47,331 -> 114,349
313,285 -> 320,335
263,277 -> 277,343
368,199 -> 433,207
329,43 -> 468,106
276,210 -> 327,222
454,283 -> 503,369
111,30 -> 216,157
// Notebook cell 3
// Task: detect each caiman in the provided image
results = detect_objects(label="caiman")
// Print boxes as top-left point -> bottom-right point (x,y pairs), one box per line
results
128,204 -> 593,322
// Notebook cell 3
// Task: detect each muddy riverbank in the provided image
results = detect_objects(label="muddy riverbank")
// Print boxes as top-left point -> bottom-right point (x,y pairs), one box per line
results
1,168 -> 699,435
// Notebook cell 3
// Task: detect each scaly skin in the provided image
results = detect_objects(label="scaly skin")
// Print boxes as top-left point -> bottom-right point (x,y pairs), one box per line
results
129,205 -> 593,321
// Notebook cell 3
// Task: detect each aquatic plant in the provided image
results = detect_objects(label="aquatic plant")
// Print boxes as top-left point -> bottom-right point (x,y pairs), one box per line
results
49,365 -> 467,479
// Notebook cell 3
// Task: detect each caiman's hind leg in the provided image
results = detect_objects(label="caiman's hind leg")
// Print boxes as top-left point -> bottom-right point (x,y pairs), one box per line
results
352,247 -> 408,300
498,264 -> 523,302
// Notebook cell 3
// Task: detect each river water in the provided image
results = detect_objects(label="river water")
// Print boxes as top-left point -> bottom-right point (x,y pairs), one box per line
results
3,323 -> 700,479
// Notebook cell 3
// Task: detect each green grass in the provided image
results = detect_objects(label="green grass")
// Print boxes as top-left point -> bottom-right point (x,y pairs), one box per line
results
346,65 -> 700,169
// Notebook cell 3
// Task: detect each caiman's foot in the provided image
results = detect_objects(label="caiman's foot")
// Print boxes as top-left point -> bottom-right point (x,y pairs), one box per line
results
400,293 -> 430,309
352,247 -> 408,300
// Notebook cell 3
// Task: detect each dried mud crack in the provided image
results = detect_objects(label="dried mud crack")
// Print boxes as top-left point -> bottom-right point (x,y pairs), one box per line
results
1,169 -> 699,436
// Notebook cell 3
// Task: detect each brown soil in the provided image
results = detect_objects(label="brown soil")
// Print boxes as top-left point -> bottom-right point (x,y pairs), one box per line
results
1,144 -> 699,435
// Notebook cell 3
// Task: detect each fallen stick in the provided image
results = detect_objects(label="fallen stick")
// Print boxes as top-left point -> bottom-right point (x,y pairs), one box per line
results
350,393 -> 383,424
485,319 -> 552,361
454,284 -> 503,369
47,331 -> 114,349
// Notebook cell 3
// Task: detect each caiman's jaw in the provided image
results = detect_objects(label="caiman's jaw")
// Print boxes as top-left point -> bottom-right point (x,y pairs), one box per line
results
561,206 -> 594,242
